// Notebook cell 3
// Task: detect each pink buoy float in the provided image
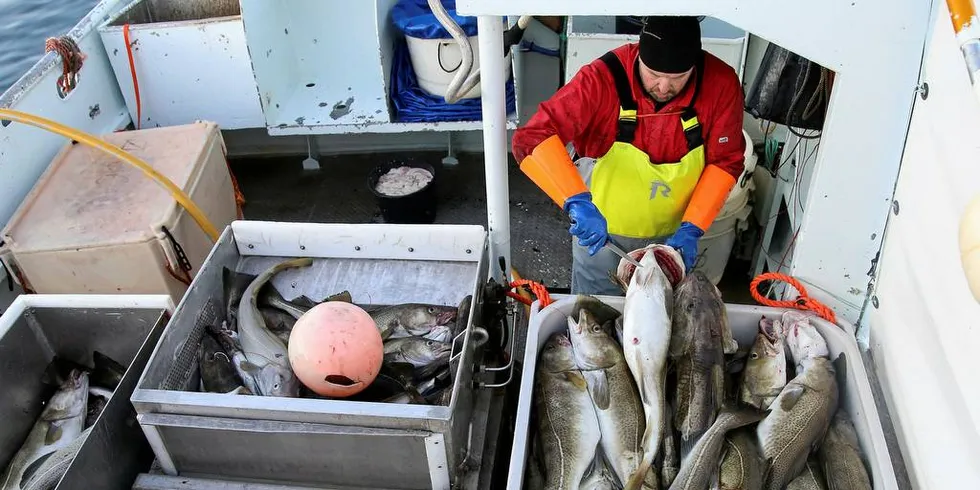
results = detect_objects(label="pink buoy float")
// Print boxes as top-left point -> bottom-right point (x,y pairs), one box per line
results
288,301 -> 383,397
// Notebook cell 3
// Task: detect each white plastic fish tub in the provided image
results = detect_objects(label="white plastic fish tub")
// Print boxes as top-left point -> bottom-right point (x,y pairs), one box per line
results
130,221 -> 489,489
0,294 -> 174,490
505,295 -> 899,490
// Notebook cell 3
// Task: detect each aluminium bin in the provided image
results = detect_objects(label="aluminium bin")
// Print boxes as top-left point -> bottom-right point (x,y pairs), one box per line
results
131,220 -> 490,489
0,294 -> 173,490
506,295 -> 900,490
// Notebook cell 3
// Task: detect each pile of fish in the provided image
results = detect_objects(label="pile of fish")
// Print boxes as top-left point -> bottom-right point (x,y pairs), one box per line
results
1,351 -> 127,490
527,244 -> 874,490
194,258 -> 468,405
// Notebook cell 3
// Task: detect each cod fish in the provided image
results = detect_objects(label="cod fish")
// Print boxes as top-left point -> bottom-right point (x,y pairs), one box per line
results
18,426 -> 91,490
786,457 -> 828,490
661,403 -> 679,488
1,369 -> 89,490
209,323 -> 260,396
238,257 -> 313,397
619,245 -> 677,490
84,394 -> 107,429
534,333 -> 601,490
91,351 -> 127,390
670,270 -> 738,443
198,332 -> 248,394
715,427 -> 764,490
757,356 -> 840,490
371,304 -> 457,340
740,317 -> 788,410
383,338 -> 451,380
818,413 -> 872,490
782,311 -> 829,373
668,408 -> 764,490
222,267 -> 256,331
581,453 -> 619,490
567,309 -> 646,488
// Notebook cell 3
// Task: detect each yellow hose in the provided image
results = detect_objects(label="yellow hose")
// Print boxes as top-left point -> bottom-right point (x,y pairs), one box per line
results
0,108 -> 219,241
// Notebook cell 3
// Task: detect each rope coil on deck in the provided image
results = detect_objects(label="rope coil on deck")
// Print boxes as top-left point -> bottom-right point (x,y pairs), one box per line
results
45,36 -> 86,96
750,272 -> 837,324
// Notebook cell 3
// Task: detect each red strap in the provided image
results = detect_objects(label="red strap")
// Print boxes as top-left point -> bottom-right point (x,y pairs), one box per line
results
123,24 -> 142,129
750,273 -> 837,324
509,279 -> 553,307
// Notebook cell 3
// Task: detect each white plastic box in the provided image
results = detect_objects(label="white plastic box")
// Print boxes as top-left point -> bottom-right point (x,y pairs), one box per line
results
0,121 -> 238,306
506,295 -> 899,490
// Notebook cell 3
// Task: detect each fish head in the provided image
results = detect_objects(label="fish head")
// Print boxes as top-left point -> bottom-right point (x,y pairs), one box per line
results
424,325 -> 453,343
566,309 -> 618,370
45,369 -> 90,419
740,317 -> 788,409
540,333 -> 576,372
256,364 -> 300,397
782,311 -> 829,365
399,304 -> 457,334
402,338 -> 452,365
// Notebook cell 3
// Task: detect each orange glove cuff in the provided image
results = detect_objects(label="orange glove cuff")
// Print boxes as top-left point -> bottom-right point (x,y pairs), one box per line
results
683,165 -> 738,231
518,134 -> 588,208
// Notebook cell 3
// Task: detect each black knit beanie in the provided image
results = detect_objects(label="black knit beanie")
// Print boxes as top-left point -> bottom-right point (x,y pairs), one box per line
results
639,16 -> 702,74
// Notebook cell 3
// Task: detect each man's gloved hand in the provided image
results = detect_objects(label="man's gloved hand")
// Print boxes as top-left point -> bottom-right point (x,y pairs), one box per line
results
564,192 -> 608,256
666,221 -> 704,271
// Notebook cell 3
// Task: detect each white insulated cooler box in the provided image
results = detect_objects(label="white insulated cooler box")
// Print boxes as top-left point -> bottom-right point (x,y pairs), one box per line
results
0,121 -> 238,305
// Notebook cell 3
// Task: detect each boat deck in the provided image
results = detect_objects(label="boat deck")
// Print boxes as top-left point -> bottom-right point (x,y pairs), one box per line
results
229,150 -> 758,303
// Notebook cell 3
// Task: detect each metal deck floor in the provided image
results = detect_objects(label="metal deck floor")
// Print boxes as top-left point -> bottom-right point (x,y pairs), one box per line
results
229,150 -> 757,303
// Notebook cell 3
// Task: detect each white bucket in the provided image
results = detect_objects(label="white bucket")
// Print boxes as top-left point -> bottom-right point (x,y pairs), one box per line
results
506,296 -> 899,490
692,129 -> 757,284
404,34 -> 512,99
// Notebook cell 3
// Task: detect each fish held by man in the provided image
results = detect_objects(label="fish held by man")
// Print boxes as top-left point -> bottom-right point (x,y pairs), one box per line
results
619,244 -> 675,490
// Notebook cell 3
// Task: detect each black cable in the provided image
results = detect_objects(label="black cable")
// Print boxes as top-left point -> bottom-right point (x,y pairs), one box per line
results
437,42 -> 463,73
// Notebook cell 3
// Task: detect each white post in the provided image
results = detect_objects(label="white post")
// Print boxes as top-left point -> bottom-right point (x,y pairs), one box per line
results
477,15 -> 511,283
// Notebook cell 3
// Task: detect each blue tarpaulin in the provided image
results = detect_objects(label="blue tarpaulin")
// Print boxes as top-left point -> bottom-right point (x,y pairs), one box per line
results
391,0 -> 477,39
389,38 -> 515,123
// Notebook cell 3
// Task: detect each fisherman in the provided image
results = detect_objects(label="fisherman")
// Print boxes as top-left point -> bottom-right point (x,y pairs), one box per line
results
512,16 -> 746,295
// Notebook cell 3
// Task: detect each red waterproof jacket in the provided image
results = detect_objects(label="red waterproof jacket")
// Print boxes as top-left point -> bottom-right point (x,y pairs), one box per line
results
512,43 -> 746,180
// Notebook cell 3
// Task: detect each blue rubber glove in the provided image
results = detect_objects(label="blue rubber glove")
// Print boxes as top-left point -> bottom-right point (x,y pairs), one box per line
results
665,221 -> 705,271
564,192 -> 608,256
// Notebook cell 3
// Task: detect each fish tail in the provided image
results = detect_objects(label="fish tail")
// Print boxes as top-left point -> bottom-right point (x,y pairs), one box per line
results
625,421 -> 657,490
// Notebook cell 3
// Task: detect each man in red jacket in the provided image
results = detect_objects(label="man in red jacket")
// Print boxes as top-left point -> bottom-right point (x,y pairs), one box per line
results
513,16 -> 746,295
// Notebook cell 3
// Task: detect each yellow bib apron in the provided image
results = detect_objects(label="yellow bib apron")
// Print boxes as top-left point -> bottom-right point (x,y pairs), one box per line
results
588,51 -> 707,239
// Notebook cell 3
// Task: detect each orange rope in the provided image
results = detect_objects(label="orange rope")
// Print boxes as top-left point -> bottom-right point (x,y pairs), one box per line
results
123,24 -> 142,129
44,36 -> 85,96
750,273 -> 836,324
509,279 -> 553,308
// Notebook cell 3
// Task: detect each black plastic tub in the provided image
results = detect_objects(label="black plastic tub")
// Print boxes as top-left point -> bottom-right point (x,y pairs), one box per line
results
368,161 -> 437,224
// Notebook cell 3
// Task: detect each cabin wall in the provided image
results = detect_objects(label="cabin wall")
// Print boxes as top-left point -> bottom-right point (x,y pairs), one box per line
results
865,1 -> 980,487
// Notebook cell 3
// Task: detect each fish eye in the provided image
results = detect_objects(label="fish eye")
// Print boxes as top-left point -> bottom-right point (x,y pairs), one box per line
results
686,302 -> 696,312
592,325 -> 602,333
750,352 -> 759,360
426,340 -> 434,346
427,307 -> 436,314
273,383 -> 280,390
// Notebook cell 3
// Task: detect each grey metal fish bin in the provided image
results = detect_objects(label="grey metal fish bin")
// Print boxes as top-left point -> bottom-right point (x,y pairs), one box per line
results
130,221 -> 492,489
0,294 -> 174,490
